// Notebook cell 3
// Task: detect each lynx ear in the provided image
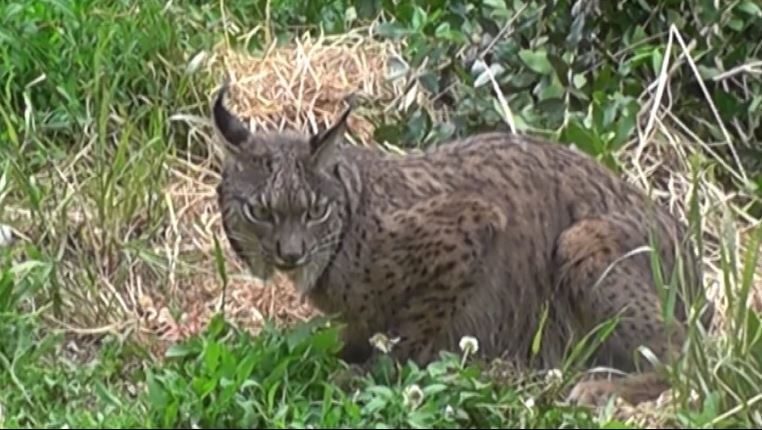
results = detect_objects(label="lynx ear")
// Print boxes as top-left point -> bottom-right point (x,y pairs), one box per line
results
309,105 -> 351,169
212,80 -> 251,151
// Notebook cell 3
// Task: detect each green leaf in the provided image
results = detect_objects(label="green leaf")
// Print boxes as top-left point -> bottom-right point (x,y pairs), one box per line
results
422,383 -> 448,396
212,233 -> 228,297
191,376 -> 217,398
208,313 -> 227,338
146,372 -> 166,405
375,124 -> 403,145
355,0 -> 380,19
218,377 -> 238,406
539,74 -> 565,100
745,310 -> 762,366
266,380 -> 281,412
518,49 -> 553,75
366,385 -> 396,399
220,344 -> 237,380
714,89 -> 742,121
418,71 -> 440,94
345,5 -> 357,23
204,341 -> 221,373
236,350 -> 261,383
737,0 -> 762,16
567,13 -> 586,46
286,322 -> 317,352
601,421 -> 638,429
362,396 -> 388,414
728,18 -> 745,31
651,48 -> 664,76
614,107 -> 637,148
483,0 -> 508,10
411,6 -> 426,31
407,410 -> 433,428
163,399 -> 179,428
531,303 -> 550,356
0,269 -> 14,312
308,325 -> 342,353
374,22 -> 410,39
561,119 -> 601,156
434,22 -> 466,43
573,73 -> 587,89
165,342 -> 198,359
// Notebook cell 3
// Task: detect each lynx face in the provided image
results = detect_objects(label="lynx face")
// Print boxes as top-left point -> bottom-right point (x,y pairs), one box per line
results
212,82 -> 358,293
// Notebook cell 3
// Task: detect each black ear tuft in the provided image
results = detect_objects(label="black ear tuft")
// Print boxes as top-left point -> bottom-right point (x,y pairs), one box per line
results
308,105 -> 352,169
212,79 -> 252,148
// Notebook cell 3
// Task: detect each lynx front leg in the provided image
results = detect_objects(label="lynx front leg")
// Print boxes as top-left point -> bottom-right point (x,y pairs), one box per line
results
338,320 -> 374,365
371,193 -> 508,367
552,214 -> 692,407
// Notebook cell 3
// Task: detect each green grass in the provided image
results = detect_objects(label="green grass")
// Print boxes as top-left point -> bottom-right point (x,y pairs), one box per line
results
1,0 -> 761,428
0,308 -> 623,429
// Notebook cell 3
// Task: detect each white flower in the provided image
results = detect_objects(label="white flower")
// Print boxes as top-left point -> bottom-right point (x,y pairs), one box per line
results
402,384 -> 424,410
523,396 -> 536,410
459,336 -> 479,355
185,50 -> 208,74
443,404 -> 455,420
0,224 -> 14,248
545,368 -> 563,383
369,332 -> 400,354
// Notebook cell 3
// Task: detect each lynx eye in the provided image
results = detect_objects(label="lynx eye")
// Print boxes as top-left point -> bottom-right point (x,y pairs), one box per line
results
242,201 -> 273,224
307,200 -> 331,223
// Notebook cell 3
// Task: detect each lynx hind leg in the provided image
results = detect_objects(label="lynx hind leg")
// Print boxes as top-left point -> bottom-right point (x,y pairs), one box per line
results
566,372 -> 672,408
552,215 -> 688,406
376,193 -> 507,366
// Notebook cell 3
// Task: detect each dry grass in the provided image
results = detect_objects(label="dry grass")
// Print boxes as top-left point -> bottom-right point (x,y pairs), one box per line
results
615,25 -> 762,326
600,26 -> 762,428
208,29 -> 403,146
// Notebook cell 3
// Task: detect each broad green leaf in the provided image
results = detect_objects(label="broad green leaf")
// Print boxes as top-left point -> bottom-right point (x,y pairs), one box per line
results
236,351 -> 261,383
561,119 -> 600,156
411,6 -> 426,31
205,341 -> 221,372
518,49 -> 553,75
738,0 -> 762,16
531,303 -> 550,356
165,342 -> 199,359
651,48 -> 664,76
422,383 -> 448,396
374,22 -> 410,39
573,73 -> 587,89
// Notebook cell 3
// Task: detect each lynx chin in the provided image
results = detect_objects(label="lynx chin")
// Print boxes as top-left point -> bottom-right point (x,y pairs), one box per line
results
212,79 -> 713,408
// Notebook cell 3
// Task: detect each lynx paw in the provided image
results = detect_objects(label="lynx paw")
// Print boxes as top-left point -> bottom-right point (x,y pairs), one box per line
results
332,363 -> 367,391
567,379 -> 619,408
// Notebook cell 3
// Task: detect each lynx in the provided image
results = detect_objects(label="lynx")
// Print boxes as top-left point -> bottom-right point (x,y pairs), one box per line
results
212,81 -> 712,406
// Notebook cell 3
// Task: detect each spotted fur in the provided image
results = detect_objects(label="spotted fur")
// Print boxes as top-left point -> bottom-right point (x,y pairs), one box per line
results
212,82 -> 713,407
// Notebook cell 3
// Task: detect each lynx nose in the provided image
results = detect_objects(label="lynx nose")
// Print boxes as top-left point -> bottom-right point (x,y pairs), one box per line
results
275,239 -> 306,267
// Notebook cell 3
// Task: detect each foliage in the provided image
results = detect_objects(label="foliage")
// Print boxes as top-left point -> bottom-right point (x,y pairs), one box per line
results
1,304 -> 627,429
355,0 -> 762,185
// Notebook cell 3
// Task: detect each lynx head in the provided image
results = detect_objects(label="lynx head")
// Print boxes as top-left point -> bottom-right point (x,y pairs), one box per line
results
213,81 -> 361,294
